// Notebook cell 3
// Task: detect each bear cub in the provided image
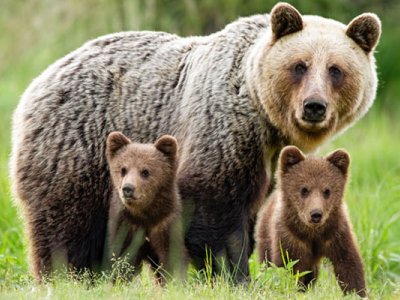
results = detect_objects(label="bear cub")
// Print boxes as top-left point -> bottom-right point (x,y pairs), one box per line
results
105,132 -> 185,281
256,146 -> 366,297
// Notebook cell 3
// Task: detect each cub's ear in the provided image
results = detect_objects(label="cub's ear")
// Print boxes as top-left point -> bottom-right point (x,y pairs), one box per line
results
279,146 -> 305,173
106,131 -> 131,159
326,149 -> 350,175
270,2 -> 303,41
346,13 -> 381,53
155,135 -> 178,158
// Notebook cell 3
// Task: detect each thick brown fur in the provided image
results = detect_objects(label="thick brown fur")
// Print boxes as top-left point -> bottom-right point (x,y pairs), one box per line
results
11,2 -> 380,282
105,132 -> 186,281
256,146 -> 366,297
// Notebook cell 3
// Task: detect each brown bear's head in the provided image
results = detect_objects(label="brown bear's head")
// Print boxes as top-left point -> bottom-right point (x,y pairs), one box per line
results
278,145 -> 350,228
106,132 -> 178,214
250,2 -> 381,152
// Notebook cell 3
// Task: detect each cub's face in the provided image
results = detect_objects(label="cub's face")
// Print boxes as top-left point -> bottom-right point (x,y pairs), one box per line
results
106,132 -> 177,213
255,3 -> 381,151
278,146 -> 350,227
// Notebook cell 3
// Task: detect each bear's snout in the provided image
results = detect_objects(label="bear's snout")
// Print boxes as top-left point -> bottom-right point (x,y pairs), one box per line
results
303,98 -> 327,123
310,209 -> 323,224
122,184 -> 135,199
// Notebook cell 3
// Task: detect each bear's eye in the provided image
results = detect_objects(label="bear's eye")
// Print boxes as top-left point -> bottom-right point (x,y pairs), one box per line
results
300,187 -> 309,198
294,62 -> 307,77
323,188 -> 331,199
121,167 -> 127,177
329,66 -> 344,86
140,169 -> 150,178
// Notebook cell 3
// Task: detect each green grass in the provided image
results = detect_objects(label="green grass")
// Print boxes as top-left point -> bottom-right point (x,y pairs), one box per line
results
0,257 -> 389,300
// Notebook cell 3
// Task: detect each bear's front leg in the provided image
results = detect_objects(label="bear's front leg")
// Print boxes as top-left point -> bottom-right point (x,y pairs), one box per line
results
297,264 -> 319,291
178,150 -> 267,283
225,226 -> 250,283
328,237 -> 366,297
183,213 -> 251,283
275,243 -> 318,291
147,227 -> 169,283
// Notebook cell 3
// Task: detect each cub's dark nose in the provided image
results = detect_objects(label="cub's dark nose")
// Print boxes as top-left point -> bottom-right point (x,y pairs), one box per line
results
310,209 -> 323,224
122,184 -> 135,199
303,98 -> 327,122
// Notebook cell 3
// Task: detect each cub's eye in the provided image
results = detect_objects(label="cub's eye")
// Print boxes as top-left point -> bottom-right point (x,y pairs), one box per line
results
329,66 -> 343,85
140,169 -> 150,178
121,167 -> 127,177
294,62 -> 307,76
300,187 -> 309,198
323,188 -> 331,199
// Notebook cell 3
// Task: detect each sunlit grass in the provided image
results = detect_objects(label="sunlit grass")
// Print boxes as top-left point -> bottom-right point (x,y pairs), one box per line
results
0,256 -> 394,299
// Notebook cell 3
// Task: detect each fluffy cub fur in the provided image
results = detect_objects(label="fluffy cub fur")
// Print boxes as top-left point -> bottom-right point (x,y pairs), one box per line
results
256,146 -> 366,297
105,132 -> 185,281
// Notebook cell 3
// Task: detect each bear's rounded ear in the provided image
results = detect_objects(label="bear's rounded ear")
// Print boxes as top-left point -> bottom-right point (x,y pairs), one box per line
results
325,149 -> 350,175
106,131 -> 131,159
279,146 -> 305,173
346,13 -> 381,53
155,135 -> 178,158
270,2 -> 303,41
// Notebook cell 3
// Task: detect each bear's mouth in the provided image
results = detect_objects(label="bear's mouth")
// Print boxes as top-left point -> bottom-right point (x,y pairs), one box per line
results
304,217 -> 324,228
293,112 -> 335,137
122,196 -> 137,205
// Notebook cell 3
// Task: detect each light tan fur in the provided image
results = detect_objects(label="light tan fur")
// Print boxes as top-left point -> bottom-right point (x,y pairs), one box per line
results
246,4 -> 381,152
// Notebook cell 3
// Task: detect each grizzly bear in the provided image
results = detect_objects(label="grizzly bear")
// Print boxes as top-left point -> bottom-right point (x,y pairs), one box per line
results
10,2 -> 381,282
104,132 -> 185,281
256,146 -> 366,297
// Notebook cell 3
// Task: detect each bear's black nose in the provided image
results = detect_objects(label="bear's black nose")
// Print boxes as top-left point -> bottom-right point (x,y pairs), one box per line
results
303,98 -> 327,122
310,209 -> 323,223
122,184 -> 135,199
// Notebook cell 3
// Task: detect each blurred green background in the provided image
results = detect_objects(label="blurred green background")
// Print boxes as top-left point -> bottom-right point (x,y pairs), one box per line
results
0,0 -> 399,298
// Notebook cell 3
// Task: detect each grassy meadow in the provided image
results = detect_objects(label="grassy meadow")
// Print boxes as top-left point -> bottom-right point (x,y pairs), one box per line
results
1,1 -> 400,299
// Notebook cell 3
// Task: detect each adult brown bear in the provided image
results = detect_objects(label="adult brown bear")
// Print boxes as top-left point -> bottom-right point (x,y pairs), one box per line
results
10,3 -> 380,282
